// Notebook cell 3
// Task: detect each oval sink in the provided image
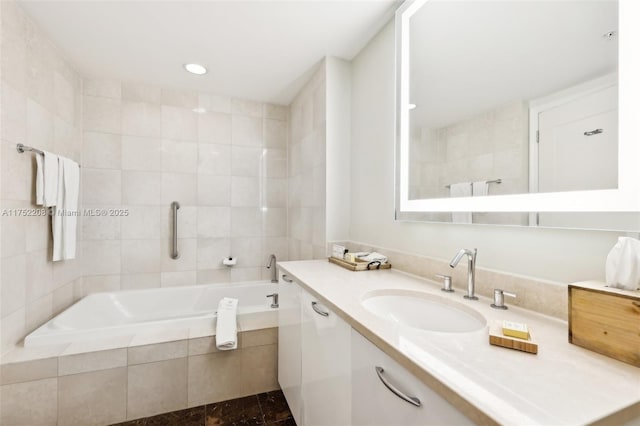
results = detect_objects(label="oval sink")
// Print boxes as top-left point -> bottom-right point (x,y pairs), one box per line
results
361,290 -> 486,333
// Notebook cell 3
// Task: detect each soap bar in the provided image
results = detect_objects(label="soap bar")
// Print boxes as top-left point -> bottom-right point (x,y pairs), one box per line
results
502,320 -> 530,340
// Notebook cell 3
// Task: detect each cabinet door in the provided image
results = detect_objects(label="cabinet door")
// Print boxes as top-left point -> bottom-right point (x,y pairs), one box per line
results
278,273 -> 303,423
351,329 -> 473,426
301,290 -> 351,426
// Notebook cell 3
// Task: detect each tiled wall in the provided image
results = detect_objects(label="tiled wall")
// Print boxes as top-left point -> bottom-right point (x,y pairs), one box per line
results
80,80 -> 289,293
410,101 -> 529,199
288,64 -> 327,260
0,0 -> 83,355
0,328 -> 278,425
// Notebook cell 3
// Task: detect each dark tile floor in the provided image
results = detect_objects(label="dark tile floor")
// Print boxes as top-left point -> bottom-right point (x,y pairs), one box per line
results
112,390 -> 296,426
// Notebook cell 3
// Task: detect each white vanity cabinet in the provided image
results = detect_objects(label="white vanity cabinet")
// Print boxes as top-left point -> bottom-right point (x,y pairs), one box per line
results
351,329 -> 473,426
300,289 -> 351,426
278,272 -> 303,423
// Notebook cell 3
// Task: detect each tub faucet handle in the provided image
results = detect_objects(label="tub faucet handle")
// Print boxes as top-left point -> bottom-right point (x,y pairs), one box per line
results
435,274 -> 454,292
491,289 -> 516,310
266,293 -> 279,309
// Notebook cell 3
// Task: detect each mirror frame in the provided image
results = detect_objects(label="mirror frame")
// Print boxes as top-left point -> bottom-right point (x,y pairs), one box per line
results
395,0 -> 640,215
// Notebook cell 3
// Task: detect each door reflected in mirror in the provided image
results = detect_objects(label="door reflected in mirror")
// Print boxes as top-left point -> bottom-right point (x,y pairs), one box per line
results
407,0 -> 618,201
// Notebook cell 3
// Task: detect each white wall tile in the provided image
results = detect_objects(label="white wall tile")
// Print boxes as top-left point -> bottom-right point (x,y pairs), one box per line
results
26,97 -> 53,152
231,176 -> 260,207
83,132 -> 121,169
161,89 -> 198,109
54,71 -> 75,123
161,271 -> 196,287
198,112 -> 231,144
197,238 -> 230,270
121,240 -> 161,274
264,148 -> 287,178
161,238 -> 196,272
263,178 -> 287,207
121,273 -> 161,290
231,99 -> 263,117
127,358 -> 188,419
196,269 -> 230,284
83,79 -> 121,99
121,206 -> 161,239
122,171 -> 162,205
264,118 -> 287,148
264,104 -> 288,121
198,93 -> 231,113
197,175 -> 230,206
1,82 -> 26,143
122,82 -> 162,103
162,173 -> 197,205
232,115 -> 263,146
161,205 -> 197,239
58,367 -> 127,426
231,207 -> 262,237
122,101 -> 161,138
263,208 -> 287,238
198,144 -> 231,176
161,140 -> 198,173
82,275 -> 121,296
230,237 -> 262,267
82,169 -> 121,205
81,206 -> 121,240
83,95 -> 121,134
0,378 -> 57,425
231,146 -> 262,177
197,207 -> 231,238
81,240 -> 121,276
1,255 -> 26,316
161,106 -> 197,141
121,135 -> 162,171
25,293 -> 52,333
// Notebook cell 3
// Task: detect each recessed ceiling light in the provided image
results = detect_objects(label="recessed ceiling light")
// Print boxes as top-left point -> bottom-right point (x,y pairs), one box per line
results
184,63 -> 207,75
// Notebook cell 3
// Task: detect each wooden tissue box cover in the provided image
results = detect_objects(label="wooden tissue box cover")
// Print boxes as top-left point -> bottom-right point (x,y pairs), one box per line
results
568,282 -> 640,367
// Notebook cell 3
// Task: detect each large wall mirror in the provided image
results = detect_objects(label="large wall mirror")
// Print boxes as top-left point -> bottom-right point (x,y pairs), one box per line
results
395,0 -> 640,231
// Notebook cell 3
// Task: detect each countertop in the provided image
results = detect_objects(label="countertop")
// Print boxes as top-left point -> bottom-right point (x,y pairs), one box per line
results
278,260 -> 640,426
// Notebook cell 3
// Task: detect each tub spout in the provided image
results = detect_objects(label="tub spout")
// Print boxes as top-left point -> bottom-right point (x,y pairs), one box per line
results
266,254 -> 278,283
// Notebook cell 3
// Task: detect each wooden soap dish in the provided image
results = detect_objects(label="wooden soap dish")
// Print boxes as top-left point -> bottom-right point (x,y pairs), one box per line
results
489,320 -> 538,354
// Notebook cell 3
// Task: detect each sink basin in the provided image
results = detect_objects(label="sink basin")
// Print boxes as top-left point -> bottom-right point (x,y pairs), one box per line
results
361,290 -> 486,333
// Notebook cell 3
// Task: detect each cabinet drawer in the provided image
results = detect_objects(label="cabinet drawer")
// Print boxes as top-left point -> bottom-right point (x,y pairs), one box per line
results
569,286 -> 640,367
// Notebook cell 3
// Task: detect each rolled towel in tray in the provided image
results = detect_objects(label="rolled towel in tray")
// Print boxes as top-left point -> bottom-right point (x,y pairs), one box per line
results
215,297 -> 239,350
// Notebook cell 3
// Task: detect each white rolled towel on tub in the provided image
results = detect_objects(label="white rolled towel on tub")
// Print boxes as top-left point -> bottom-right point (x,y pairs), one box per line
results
216,297 -> 239,350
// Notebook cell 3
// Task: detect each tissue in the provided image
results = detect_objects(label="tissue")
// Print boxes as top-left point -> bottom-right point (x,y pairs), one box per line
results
605,237 -> 640,290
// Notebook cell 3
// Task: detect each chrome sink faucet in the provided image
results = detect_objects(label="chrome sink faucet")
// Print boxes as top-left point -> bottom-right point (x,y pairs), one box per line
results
266,254 -> 278,283
449,248 -> 478,300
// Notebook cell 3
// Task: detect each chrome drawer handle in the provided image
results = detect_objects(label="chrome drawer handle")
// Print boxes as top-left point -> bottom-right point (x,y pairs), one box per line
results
375,366 -> 421,407
311,301 -> 329,317
282,274 -> 293,283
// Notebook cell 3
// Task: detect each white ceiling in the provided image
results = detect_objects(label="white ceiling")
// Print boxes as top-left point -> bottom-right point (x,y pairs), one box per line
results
410,0 -> 618,129
18,0 -> 399,105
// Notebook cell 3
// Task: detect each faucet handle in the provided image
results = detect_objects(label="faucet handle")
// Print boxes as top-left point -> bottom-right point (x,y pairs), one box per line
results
435,274 -> 454,293
491,289 -> 516,310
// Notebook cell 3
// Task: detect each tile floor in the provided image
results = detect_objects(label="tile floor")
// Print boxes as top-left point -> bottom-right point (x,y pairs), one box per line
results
112,390 -> 296,426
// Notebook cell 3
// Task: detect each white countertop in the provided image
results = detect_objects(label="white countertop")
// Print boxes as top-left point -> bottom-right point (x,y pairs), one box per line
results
279,260 -> 640,426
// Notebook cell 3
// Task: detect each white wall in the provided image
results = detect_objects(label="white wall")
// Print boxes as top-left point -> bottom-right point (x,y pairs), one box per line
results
326,57 -> 352,243
350,21 -> 625,283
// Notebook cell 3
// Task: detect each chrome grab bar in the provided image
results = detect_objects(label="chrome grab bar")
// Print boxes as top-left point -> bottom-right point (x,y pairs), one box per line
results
311,301 -> 329,317
282,274 -> 293,283
171,201 -> 180,259
375,366 -> 421,407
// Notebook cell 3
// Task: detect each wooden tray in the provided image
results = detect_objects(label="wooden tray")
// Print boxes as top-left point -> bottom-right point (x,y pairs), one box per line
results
489,321 -> 538,354
328,256 -> 391,271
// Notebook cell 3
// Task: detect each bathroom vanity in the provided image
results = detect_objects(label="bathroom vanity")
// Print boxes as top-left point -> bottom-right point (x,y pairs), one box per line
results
277,260 -> 640,426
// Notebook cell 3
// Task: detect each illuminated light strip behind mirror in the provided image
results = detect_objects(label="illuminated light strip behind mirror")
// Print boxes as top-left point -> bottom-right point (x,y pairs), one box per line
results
395,0 -> 640,213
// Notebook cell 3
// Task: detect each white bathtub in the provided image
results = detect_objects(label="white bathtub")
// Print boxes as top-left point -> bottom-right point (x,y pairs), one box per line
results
25,281 -> 278,347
